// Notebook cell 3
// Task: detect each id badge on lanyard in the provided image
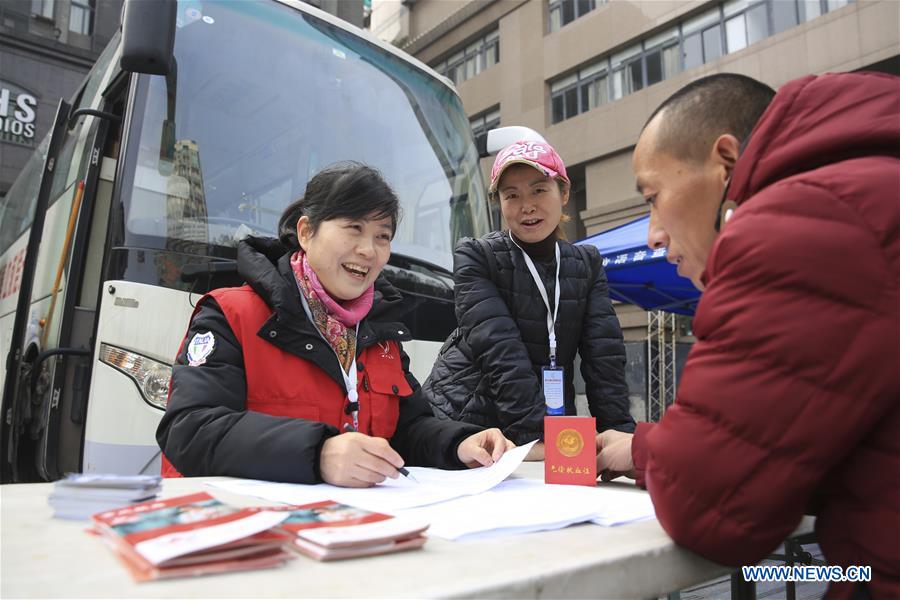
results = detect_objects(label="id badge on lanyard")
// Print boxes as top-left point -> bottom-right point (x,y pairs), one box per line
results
542,366 -> 565,415
511,237 -> 565,416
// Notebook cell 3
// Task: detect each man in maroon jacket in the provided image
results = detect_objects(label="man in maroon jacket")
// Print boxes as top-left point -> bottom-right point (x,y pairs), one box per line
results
598,72 -> 899,598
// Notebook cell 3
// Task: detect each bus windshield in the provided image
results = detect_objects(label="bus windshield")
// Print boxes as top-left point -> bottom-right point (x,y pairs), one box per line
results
120,0 -> 489,273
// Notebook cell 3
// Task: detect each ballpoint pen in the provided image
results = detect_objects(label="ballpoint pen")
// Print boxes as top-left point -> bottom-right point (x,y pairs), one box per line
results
343,423 -> 420,483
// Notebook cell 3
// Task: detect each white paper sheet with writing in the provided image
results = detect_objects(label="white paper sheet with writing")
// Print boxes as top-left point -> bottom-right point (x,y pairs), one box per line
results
208,441 -> 537,513
393,478 -> 656,540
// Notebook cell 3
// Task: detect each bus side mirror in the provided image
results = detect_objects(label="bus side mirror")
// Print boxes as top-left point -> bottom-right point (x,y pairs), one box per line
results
120,0 -> 177,76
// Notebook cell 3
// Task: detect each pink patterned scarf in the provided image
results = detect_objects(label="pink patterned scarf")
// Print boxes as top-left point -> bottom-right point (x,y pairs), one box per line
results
291,251 -> 374,372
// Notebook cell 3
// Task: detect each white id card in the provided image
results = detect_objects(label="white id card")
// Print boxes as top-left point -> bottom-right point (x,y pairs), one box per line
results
542,366 -> 565,416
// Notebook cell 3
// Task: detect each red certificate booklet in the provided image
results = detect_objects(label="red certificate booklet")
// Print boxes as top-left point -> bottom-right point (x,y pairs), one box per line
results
544,416 -> 597,486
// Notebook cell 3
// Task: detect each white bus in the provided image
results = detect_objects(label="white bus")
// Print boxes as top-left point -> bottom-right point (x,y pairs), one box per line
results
0,0 -> 498,483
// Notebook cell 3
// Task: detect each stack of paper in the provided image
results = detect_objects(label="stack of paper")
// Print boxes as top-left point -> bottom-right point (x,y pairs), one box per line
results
394,478 -> 653,541
208,440 -> 657,542
49,474 -> 162,520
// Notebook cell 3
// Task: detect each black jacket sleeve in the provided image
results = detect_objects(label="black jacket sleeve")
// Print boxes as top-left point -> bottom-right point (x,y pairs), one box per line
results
578,248 -> 635,433
156,297 -> 339,483
454,239 -> 546,445
390,346 -> 483,468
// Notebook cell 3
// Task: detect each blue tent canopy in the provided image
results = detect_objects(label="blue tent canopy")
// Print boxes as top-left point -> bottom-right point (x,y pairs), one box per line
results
576,215 -> 700,316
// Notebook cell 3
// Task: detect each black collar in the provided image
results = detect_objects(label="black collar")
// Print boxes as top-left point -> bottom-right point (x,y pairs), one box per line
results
511,232 -> 557,263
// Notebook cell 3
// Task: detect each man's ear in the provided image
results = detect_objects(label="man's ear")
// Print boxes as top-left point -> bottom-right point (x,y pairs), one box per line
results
711,134 -> 741,176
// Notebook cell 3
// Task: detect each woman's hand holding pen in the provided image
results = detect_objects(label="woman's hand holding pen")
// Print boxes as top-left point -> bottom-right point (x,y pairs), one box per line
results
319,432 -> 406,488
457,428 -> 515,468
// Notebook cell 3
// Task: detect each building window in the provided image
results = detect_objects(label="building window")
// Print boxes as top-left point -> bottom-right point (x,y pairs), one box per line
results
470,106 -> 501,139
579,62 -> 609,112
31,0 -> 54,20
549,0 -> 600,33
69,0 -> 93,35
644,29 -> 681,86
550,73 -> 578,123
799,0 -> 823,21
723,0 -> 803,53
682,10 -> 723,68
608,30 -> 679,100
548,0 -> 853,123
433,29 -> 499,86
550,28 -> 678,122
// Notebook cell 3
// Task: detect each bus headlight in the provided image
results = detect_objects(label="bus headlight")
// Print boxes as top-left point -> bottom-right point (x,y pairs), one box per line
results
99,343 -> 172,410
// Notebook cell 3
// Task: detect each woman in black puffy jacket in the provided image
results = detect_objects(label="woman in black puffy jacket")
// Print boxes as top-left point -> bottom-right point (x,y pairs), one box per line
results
423,140 -> 635,459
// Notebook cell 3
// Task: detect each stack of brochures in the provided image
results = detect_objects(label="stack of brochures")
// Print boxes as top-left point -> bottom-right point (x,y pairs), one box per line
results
273,500 -> 429,561
89,493 -> 429,581
48,474 -> 162,520
91,492 -> 293,581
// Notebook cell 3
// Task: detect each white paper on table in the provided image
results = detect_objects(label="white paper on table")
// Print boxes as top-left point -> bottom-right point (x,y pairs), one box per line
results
393,477 -> 656,541
208,441 -> 537,513
589,486 -> 656,526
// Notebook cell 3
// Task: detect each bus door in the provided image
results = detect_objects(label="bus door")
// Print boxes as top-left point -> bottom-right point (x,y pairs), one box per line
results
37,71 -> 129,482
0,39 -> 124,483
0,100 -> 71,483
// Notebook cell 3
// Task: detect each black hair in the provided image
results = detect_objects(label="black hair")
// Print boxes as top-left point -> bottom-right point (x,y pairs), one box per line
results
278,162 -> 400,250
643,73 -> 776,163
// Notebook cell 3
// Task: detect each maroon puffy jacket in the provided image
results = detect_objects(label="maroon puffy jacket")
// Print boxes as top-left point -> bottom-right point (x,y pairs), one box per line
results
632,72 -> 900,598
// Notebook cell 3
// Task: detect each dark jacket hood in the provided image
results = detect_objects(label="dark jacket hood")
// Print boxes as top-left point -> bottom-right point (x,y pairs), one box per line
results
729,72 -> 900,206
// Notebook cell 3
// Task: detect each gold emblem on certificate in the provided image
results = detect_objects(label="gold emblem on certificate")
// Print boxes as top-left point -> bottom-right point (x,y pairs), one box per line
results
556,428 -> 584,458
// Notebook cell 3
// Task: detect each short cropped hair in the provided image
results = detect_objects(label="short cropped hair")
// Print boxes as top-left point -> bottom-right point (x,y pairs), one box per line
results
645,73 -> 776,164
278,162 -> 400,250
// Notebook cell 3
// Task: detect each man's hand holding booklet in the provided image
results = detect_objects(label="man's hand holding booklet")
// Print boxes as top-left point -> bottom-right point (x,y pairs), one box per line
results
91,493 -> 429,581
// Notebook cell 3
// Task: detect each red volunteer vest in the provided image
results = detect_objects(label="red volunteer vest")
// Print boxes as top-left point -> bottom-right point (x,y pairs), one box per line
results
161,286 -> 413,477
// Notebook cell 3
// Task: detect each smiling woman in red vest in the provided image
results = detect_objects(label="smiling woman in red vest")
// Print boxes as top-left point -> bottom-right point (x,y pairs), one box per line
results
157,162 -> 513,486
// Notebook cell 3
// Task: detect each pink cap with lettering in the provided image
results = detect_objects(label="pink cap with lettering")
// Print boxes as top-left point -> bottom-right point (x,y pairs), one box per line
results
489,140 -> 569,195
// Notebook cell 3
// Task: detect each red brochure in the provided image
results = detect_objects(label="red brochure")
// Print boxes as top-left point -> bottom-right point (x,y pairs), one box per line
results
544,416 -> 597,486
270,500 -> 429,561
91,492 -> 292,581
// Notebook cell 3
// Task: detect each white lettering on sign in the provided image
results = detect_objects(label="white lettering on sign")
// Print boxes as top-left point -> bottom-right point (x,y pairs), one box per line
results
0,86 -> 38,142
